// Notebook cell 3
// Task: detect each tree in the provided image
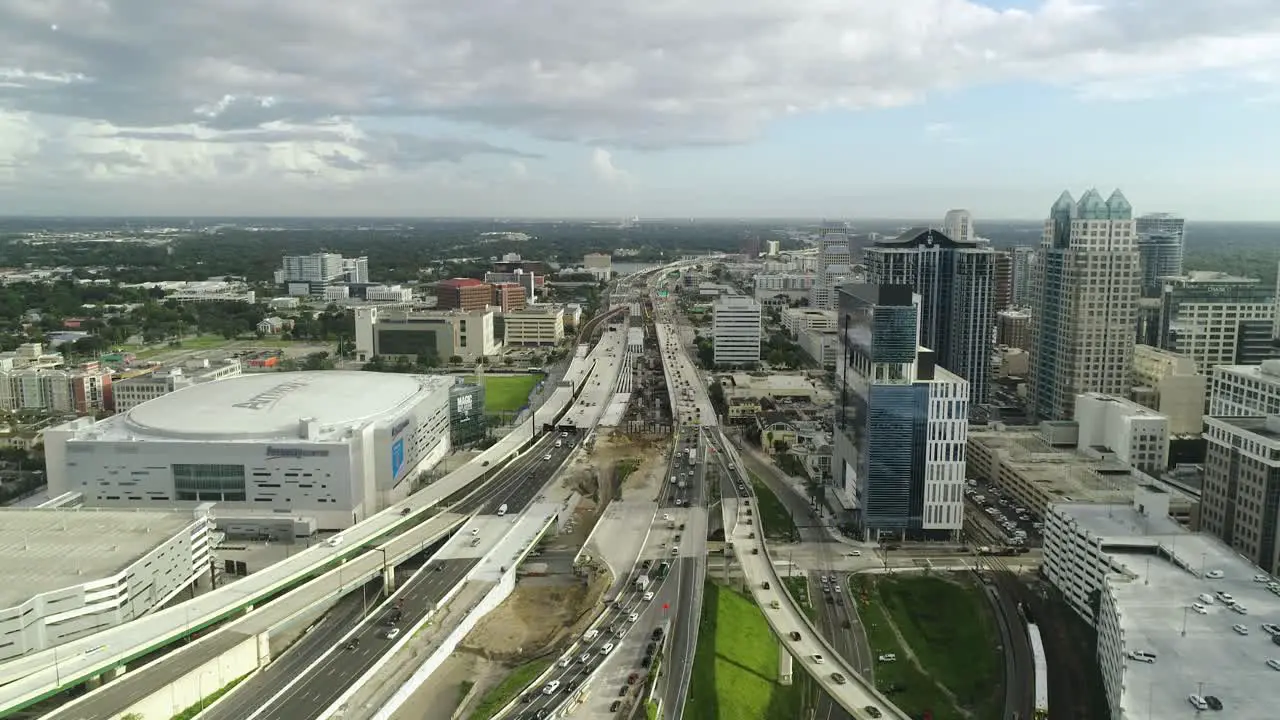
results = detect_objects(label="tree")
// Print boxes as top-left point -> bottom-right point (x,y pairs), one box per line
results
448,355 -> 463,365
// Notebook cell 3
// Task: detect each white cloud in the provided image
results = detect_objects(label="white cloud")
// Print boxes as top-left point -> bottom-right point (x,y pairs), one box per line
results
0,0 -> 1277,207
590,148 -> 630,186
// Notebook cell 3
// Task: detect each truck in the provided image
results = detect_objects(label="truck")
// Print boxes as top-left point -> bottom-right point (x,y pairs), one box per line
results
497,503 -> 508,516
686,448 -> 696,466
635,575 -> 651,591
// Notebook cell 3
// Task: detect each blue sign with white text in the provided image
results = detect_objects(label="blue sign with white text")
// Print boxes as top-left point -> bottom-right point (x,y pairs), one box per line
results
391,438 -> 405,479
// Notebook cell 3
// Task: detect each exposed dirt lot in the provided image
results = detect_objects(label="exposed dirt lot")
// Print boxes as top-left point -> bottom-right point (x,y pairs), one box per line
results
460,572 -> 610,662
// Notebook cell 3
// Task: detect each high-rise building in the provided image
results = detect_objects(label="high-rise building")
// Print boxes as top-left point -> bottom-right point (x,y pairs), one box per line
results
863,228 -> 995,407
491,283 -> 527,312
1156,272 -> 1276,370
282,252 -> 345,283
992,250 -> 1013,310
1010,246 -> 1036,307
1135,212 -> 1185,296
810,222 -> 853,310
436,278 -> 493,312
942,209 -> 974,245
712,295 -> 762,366
997,309 -> 1031,350
832,284 -> 969,540
1208,361 -> 1280,417
1029,189 -> 1140,421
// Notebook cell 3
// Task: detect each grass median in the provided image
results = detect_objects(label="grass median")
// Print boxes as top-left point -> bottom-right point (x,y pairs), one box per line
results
684,582 -> 803,720
781,576 -> 815,622
467,658 -> 553,720
747,473 -> 798,542
852,573 -> 1004,720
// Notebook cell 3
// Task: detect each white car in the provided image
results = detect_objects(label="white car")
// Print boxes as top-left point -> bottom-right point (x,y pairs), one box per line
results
878,654 -> 897,662
1188,694 -> 1209,710
578,652 -> 592,664
543,454 -> 552,461
643,591 -> 655,602
1254,574 -> 1272,583
470,528 -> 480,536
847,550 -> 862,557
1204,569 -> 1225,579
558,657 -> 571,668
628,613 -> 639,623
1233,624 -> 1250,635
1230,603 -> 1248,615
1191,603 -> 1208,615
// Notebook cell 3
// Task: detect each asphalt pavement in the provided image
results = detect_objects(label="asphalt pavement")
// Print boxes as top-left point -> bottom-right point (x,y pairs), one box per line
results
660,428 -> 709,720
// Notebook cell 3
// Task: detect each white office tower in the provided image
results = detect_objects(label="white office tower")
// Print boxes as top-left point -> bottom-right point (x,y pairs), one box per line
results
1072,392 -> 1170,475
811,223 -> 852,310
1029,189 -> 1140,421
942,209 -> 974,245
342,256 -> 370,284
1135,212 -> 1185,296
282,253 -> 345,283
712,295 -> 762,366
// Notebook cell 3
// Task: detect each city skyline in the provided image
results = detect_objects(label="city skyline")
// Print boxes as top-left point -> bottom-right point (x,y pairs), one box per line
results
1,1 -> 1279,219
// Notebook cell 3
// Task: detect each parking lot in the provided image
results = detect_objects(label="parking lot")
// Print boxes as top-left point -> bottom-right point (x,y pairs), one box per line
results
963,478 -> 1042,549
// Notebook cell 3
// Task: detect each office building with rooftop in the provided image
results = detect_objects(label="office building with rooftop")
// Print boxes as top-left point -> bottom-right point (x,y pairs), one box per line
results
712,295 -> 763,366
1155,271 -> 1277,370
810,223 -> 853,310
1029,189 -> 1140,421
1042,486 -> 1280,720
1202,414 -> 1280,576
1208,360 -> 1280,417
1131,345 -> 1206,436
833,284 -> 969,540
864,227 -> 996,408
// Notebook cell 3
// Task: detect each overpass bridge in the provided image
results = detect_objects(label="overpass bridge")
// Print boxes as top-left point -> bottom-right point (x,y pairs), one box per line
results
709,432 -> 910,720
0,330 -> 612,716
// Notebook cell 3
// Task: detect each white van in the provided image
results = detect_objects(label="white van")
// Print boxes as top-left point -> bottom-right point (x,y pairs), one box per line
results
1128,650 -> 1157,663
583,629 -> 599,641
326,535 -> 344,547
497,503 -> 508,517
555,439 -> 563,448
600,642 -> 615,655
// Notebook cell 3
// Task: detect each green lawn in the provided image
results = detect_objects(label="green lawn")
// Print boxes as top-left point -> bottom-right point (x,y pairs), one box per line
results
467,659 -> 552,720
684,582 -> 804,720
464,373 -> 543,414
851,574 -> 1004,720
747,473 -> 798,542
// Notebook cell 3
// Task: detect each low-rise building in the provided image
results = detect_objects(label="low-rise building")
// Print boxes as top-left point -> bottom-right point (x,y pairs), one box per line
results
323,285 -> 350,302
436,278 -> 492,312
1041,487 -> 1279,720
583,253 -> 613,281
256,316 -> 293,335
798,328 -> 838,369
355,306 -> 498,362
503,306 -> 564,346
0,508 -> 211,662
781,307 -> 836,337
717,372 -> 831,422
112,359 -> 243,413
1074,392 -> 1170,475
364,284 -> 414,303
0,343 -> 63,372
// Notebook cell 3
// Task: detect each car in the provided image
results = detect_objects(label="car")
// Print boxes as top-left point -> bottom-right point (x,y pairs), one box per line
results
383,627 -> 400,640
642,591 -> 654,601
671,546 -> 679,555
1217,591 -> 1234,603
762,581 -> 771,590
470,528 -> 480,536
345,638 -> 360,650
831,672 -> 847,684
836,597 -> 845,607
789,631 -> 801,641
627,672 -> 640,685
825,596 -> 834,604
558,657 -> 571,668
628,613 -> 640,622
1205,569 -> 1225,579
615,627 -> 626,638
878,653 -> 897,662
1263,623 -> 1280,636
1192,602 -> 1208,614
1205,696 -> 1223,711
1256,574 -> 1273,583
400,507 -> 411,516
521,693 -> 533,703
810,654 -> 824,664
579,652 -> 592,664
1233,624 -> 1250,635
618,685 -> 629,697
543,454 -> 552,461
842,619 -> 851,629
847,550 -> 862,557
1230,602 -> 1249,615
864,707 -> 883,718
1188,694 -> 1209,711
1268,658 -> 1280,671
610,700 -> 623,712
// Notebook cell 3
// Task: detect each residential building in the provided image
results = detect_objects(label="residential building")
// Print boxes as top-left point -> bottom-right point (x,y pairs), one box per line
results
1134,212 -> 1185,296
832,284 -> 969,540
754,274 -> 816,305
1029,189 -> 1140,421
1156,271 -> 1276,370
1040,488 -> 1278,720
1010,246 -> 1036,307
712,295 -> 762,366
1130,345 -> 1205,435
0,363 -> 113,415
354,306 -> 497,362
798,329 -> 838,369
491,283 -> 527,312
993,250 -> 1013,310
1073,392 -> 1170,474
1202,415 -> 1280,576
863,227 -> 996,407
941,209 -> 974,244
113,359 -> 243,413
364,284 -> 414,303
997,309 -> 1031,351
583,253 -> 613,281
503,306 -> 564,346
436,278 -> 493,312
781,307 -> 836,337
256,316 -> 292,335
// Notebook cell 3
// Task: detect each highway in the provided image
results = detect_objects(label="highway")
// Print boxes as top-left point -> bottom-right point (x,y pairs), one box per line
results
658,429 -> 708,719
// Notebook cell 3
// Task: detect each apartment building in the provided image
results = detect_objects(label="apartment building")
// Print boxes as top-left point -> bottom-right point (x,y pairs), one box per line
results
112,359 -> 243,413
1208,361 -> 1280,417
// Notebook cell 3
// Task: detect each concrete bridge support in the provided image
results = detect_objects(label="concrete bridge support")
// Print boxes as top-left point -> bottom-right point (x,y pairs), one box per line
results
777,642 -> 794,686
382,564 -> 397,594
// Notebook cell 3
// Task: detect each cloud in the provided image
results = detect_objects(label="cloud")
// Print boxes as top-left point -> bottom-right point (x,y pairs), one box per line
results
590,148 -> 630,186
0,0 -> 1277,204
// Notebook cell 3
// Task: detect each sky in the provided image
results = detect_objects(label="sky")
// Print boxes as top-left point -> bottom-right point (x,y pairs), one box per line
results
1,0 -> 1279,220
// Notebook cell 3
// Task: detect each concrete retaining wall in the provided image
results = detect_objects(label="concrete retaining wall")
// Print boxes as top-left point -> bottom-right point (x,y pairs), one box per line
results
110,634 -> 261,720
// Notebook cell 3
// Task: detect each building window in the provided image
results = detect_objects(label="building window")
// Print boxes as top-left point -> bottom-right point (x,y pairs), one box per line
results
173,463 -> 247,502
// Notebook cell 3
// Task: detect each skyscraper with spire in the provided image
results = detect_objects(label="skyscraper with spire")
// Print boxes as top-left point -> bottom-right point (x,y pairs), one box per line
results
1028,189 -> 1140,421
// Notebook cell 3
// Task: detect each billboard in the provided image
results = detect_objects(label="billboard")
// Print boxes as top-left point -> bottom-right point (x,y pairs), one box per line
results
391,437 -> 406,480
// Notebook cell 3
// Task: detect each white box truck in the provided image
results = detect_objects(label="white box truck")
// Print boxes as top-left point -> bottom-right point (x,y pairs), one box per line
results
635,575 -> 651,591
